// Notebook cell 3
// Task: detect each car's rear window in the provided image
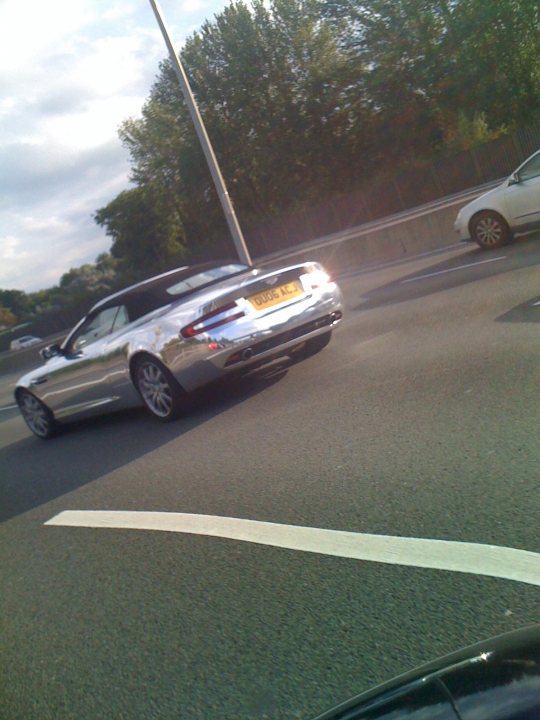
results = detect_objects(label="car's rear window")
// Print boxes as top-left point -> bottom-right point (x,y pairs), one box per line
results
165,264 -> 246,296
123,264 -> 249,321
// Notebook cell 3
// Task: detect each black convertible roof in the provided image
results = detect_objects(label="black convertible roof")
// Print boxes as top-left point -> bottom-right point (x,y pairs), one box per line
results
90,262 -> 250,321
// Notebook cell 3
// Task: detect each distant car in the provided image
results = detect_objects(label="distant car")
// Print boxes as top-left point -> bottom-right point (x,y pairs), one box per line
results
10,335 -> 42,351
455,149 -> 540,248
15,261 -> 343,438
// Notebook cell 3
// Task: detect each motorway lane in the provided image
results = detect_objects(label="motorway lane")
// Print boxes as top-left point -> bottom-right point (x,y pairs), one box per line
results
1,238 -> 539,719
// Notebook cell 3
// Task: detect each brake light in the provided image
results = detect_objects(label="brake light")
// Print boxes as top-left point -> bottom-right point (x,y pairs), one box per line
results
181,302 -> 245,338
305,268 -> 331,289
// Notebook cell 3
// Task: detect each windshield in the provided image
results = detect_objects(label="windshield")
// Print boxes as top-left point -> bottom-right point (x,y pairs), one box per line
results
1,1 -> 539,720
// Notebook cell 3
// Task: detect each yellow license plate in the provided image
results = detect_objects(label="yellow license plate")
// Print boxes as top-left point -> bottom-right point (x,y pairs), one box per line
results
247,280 -> 303,310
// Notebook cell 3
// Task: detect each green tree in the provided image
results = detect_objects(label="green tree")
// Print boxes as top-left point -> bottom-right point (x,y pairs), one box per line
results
179,0 -> 359,202
445,111 -> 507,152
0,306 -> 17,328
443,0 -> 540,132
94,184 -> 188,277
60,254 -> 120,294
322,0 -> 540,156
96,0 -> 540,267
114,0 -> 356,267
0,289 -> 31,318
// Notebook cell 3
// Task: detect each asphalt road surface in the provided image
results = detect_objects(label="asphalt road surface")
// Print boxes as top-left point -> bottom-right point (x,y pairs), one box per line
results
1,238 -> 539,720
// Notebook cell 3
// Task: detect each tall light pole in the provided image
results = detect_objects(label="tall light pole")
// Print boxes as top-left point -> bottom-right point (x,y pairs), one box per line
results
148,0 -> 252,266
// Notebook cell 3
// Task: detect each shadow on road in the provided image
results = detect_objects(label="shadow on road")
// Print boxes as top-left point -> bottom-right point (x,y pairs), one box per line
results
351,236 -> 540,312
0,371 -> 287,523
495,294 -> 540,323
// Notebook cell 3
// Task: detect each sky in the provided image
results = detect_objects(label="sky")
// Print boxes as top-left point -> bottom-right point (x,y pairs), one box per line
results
0,0 -> 229,293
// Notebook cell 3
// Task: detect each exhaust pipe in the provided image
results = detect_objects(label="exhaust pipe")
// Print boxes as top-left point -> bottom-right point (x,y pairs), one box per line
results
242,347 -> 254,361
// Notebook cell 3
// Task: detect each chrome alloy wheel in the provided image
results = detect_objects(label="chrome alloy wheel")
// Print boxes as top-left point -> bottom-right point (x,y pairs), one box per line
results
137,360 -> 174,418
475,216 -> 504,246
18,391 -> 54,438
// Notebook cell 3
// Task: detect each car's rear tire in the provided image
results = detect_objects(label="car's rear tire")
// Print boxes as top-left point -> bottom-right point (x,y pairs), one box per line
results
303,331 -> 332,357
470,211 -> 512,249
133,356 -> 186,422
16,390 -> 58,439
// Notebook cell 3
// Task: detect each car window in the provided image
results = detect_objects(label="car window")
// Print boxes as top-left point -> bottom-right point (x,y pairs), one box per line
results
165,264 -> 246,296
518,153 -> 540,181
112,305 -> 130,332
70,305 -> 128,351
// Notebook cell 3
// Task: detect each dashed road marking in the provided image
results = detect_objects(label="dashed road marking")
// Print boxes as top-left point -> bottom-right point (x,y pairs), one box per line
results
46,510 -> 540,587
401,256 -> 506,284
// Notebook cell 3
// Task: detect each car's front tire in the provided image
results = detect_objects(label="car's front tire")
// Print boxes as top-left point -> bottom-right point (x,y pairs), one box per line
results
470,211 -> 512,249
133,356 -> 186,422
16,390 -> 58,439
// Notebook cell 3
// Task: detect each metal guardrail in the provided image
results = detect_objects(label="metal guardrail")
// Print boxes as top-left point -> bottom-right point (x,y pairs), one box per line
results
257,178 -> 502,265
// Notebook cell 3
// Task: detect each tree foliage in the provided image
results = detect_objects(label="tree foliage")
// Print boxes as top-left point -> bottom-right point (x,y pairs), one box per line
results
111,0 -> 356,274
94,185 -> 189,279
323,0 -> 540,149
0,306 -> 17,328
92,0 -> 539,271
0,289 -> 31,319
60,253 -> 121,293
0,254 -> 123,339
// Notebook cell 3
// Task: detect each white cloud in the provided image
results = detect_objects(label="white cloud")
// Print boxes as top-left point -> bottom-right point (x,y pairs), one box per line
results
0,0 -> 230,292
0,1 -> 88,66
0,236 -> 27,262
101,2 -> 136,22
0,208 -> 111,291
41,96 -> 146,150
3,27 -> 164,150
20,215 -> 75,236
181,0 -> 209,14
0,236 -> 30,290
64,31 -> 162,98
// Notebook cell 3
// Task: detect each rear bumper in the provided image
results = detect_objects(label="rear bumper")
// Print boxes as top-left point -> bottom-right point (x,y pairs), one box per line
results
225,310 -> 341,368
168,284 -> 344,391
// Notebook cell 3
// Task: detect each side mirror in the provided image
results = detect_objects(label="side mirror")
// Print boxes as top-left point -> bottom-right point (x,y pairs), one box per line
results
40,343 -> 63,360
313,625 -> 540,720
508,172 -> 520,186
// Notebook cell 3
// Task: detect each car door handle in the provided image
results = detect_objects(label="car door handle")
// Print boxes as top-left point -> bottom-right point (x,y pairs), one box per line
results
30,377 -> 48,386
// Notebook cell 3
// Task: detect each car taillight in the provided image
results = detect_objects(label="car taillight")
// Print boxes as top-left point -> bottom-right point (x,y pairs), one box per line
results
180,302 -> 245,338
305,268 -> 331,289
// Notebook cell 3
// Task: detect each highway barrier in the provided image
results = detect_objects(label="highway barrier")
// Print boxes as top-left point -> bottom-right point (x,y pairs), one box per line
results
257,181 -> 498,275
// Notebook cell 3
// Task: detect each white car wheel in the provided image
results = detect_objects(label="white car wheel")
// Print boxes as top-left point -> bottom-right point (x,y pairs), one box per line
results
134,357 -> 185,422
17,390 -> 57,439
471,211 -> 512,249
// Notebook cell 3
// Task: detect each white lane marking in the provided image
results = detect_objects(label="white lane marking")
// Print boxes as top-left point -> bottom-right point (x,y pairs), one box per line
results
401,256 -> 506,284
45,511 -> 540,587
0,404 -> 17,412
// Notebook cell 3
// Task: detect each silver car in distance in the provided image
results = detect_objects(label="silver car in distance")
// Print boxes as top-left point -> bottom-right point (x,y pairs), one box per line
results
15,261 -> 344,438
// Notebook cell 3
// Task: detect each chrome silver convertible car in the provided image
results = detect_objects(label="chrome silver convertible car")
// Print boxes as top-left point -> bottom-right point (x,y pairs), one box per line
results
15,261 -> 343,438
